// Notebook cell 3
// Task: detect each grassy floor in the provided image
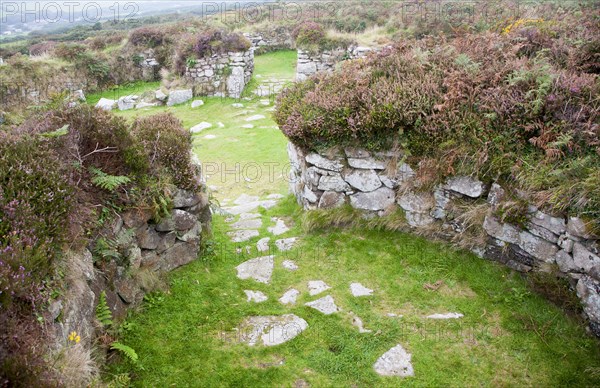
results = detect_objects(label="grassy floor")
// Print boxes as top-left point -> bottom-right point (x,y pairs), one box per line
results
104,50 -> 600,386
110,197 -> 600,386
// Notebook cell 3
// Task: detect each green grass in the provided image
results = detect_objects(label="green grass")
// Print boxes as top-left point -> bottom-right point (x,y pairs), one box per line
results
104,49 -> 600,387
110,196 -> 600,386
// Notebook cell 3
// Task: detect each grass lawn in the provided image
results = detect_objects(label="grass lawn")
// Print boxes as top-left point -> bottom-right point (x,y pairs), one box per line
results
110,197 -> 600,386
103,50 -> 600,386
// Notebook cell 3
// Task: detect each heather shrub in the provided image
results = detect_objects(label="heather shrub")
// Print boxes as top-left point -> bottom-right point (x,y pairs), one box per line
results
292,21 -> 352,53
128,26 -> 166,48
130,113 -> 197,190
276,21 -> 600,224
29,41 -> 57,56
54,43 -> 88,61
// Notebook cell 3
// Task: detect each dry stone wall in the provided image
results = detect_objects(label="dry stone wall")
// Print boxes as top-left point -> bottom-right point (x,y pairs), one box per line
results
287,142 -> 600,336
296,46 -> 375,81
47,157 -> 211,355
185,50 -> 254,99
244,29 -> 294,53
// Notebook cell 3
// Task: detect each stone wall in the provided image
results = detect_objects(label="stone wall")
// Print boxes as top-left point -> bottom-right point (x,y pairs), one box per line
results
184,50 -> 254,99
137,48 -> 160,81
244,29 -> 294,54
46,156 -> 211,370
287,142 -> 600,336
296,46 -> 374,81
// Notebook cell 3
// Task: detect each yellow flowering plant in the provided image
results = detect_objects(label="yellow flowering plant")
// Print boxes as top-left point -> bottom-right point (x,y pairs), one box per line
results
68,331 -> 81,344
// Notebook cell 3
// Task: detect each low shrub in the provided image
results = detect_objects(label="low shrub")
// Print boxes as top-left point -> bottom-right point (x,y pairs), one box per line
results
276,14 -> 600,225
128,26 -> 166,48
29,41 -> 57,56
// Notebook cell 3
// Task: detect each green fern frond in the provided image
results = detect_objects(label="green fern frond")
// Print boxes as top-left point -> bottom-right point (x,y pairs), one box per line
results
110,342 -> 139,363
90,167 -> 131,192
106,373 -> 131,388
40,124 -> 69,138
96,291 -> 113,327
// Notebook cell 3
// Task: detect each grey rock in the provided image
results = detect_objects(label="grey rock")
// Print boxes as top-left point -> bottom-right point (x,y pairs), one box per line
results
343,169 -> 382,192
305,167 -> 321,188
226,66 -> 245,98
240,212 -> 261,220
526,222 -> 559,244
483,216 -> 520,245
276,238 -> 298,252
373,344 -> 414,377
135,101 -> 158,109
156,209 -> 197,232
191,99 -> 204,108
137,226 -> 160,249
246,114 -> 266,121
318,175 -> 351,192
236,256 -> 274,284
156,232 -> 176,254
426,312 -> 464,319
279,289 -> 300,305
117,96 -> 136,110
350,312 -> 372,333
558,234 -> 574,253
48,299 -> 63,321
530,211 -> 566,236
444,176 -> 485,198
176,221 -> 202,243
567,217 -> 597,240
555,250 -> 576,273
305,295 -> 340,315
190,122 -> 212,133
234,194 -> 260,205
350,187 -> 395,211
231,218 -> 263,230
305,153 -> 343,172
303,186 -> 318,203
350,282 -> 373,296
228,229 -> 260,242
236,314 -> 308,346
308,280 -> 331,296
282,259 -> 299,271
95,98 -> 116,111
297,61 -> 317,74
167,89 -> 193,106
155,89 -> 167,101
348,157 -> 386,170
487,183 -> 505,206
268,218 -> 290,236
573,243 -> 600,272
318,191 -> 345,209
256,237 -> 270,253
396,163 -> 415,183
576,276 -> 600,334
161,241 -> 198,271
517,231 -> 559,262
173,188 -> 202,208
397,192 -> 433,213
344,147 -> 371,158
244,290 -> 268,303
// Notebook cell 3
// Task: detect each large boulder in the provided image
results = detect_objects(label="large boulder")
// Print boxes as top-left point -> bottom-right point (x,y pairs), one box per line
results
226,66 -> 246,98
167,89 -> 193,106
96,98 -> 116,111
117,95 -> 137,111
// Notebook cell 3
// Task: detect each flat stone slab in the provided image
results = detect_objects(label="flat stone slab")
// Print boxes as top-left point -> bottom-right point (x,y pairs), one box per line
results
305,295 -> 340,315
242,124 -> 254,128
268,218 -> 290,236
236,256 -> 274,284
350,282 -> 374,297
226,200 -> 277,215
374,344 -> 414,377
350,312 -> 372,333
190,122 -> 212,133
267,193 -> 285,199
231,218 -> 263,230
228,229 -> 260,242
246,114 -> 266,121
236,314 -> 308,346
240,213 -> 261,220
308,280 -> 331,296
234,193 -> 260,205
256,237 -> 270,253
203,134 -> 217,139
244,290 -> 268,303
276,237 -> 298,251
232,103 -> 244,108
426,312 -> 464,319
282,260 -> 299,271
279,289 -> 300,305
